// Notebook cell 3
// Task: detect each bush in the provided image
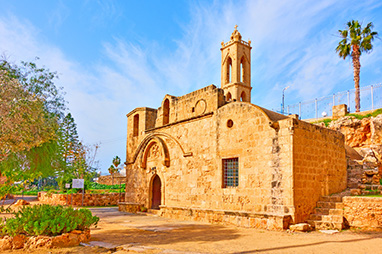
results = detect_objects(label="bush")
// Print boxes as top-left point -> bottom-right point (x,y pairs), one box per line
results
0,204 -> 99,236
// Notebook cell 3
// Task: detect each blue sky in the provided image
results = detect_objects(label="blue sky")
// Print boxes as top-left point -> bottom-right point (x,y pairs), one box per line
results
1,0 -> 382,174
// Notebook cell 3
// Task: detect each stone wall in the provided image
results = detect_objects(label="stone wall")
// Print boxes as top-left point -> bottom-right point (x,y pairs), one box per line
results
292,119 -> 347,222
343,196 -> 382,228
38,192 -> 124,206
96,174 -> 126,185
154,85 -> 225,128
332,104 -> 348,119
160,206 -> 292,230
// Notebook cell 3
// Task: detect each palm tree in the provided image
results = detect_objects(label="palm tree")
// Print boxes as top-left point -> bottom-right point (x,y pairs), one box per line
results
336,20 -> 378,112
109,156 -> 121,185
112,156 -> 121,169
108,165 -> 116,185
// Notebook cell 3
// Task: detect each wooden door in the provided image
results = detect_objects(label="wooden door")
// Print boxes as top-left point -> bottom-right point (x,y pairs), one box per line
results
151,175 -> 161,209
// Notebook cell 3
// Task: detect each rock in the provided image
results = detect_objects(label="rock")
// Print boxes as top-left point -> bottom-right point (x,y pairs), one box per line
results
13,199 -> 30,206
345,145 -> 363,160
0,236 -> 12,250
350,189 -> 361,196
319,229 -> 339,234
25,236 -> 52,249
12,235 -> 26,249
289,223 -> 311,232
371,115 -> 382,144
51,233 -> 69,248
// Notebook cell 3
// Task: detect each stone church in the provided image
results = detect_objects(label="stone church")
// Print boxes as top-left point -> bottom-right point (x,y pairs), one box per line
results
122,27 -> 347,229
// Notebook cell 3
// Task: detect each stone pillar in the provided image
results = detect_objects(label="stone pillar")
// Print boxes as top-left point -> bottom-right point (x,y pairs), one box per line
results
332,104 -> 348,119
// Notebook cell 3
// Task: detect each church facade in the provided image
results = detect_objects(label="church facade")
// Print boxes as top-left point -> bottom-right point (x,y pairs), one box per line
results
123,28 -> 347,229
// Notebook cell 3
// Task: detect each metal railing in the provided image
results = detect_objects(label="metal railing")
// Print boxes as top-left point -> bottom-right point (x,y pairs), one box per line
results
279,84 -> 382,120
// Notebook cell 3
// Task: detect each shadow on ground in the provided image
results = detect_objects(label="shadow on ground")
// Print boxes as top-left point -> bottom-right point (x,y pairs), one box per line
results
91,223 -> 241,246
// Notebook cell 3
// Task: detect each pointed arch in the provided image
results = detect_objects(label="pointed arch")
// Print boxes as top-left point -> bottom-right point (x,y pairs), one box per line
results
226,56 -> 232,84
163,99 -> 170,125
240,91 -> 246,102
126,132 -> 192,168
150,174 -> 162,209
140,137 -> 170,169
133,114 -> 139,137
226,92 -> 232,102
240,56 -> 245,83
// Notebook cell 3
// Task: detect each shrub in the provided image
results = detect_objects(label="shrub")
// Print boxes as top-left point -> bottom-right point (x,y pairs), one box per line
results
0,204 -> 99,236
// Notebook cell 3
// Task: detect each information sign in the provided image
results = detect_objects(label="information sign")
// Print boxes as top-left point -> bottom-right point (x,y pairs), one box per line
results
72,179 -> 84,189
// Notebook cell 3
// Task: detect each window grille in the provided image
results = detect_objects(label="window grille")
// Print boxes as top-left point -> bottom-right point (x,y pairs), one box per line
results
223,158 -> 239,187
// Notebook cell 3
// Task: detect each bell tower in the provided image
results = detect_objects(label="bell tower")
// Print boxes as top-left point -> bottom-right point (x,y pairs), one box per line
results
221,25 -> 252,103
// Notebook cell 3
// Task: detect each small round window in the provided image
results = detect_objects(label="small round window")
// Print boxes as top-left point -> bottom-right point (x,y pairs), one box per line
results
227,119 -> 234,128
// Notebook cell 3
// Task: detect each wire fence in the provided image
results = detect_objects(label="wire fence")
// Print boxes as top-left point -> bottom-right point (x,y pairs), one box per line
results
279,83 -> 382,120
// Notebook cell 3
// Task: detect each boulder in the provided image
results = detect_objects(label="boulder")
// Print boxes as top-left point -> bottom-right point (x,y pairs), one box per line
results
25,236 -> 52,249
14,199 -> 30,206
289,223 -> 311,232
12,235 -> 26,249
0,236 -> 12,250
350,189 -> 361,196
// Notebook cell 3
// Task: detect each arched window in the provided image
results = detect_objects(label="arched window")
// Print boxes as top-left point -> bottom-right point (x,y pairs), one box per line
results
133,114 -> 139,137
226,92 -> 232,102
226,57 -> 232,84
240,57 -> 245,83
240,91 -> 246,102
163,99 -> 170,125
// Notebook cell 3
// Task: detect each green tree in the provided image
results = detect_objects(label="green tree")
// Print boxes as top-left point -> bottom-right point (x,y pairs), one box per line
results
112,156 -> 121,169
0,59 -> 65,183
336,20 -> 378,112
56,113 -> 99,190
0,70 -> 56,162
108,157 -> 121,185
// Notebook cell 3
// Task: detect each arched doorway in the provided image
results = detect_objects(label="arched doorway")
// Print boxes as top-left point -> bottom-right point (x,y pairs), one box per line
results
151,175 -> 161,209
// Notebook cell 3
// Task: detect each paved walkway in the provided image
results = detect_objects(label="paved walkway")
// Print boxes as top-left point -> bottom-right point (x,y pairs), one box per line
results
2,205 -> 382,253
85,207 -> 382,254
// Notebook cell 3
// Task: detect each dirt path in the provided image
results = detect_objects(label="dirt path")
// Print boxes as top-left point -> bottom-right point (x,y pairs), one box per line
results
3,206 -> 382,253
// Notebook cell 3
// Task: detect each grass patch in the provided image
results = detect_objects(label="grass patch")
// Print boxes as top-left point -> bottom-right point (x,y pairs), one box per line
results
347,108 -> 382,120
357,195 -> 382,197
313,118 -> 333,127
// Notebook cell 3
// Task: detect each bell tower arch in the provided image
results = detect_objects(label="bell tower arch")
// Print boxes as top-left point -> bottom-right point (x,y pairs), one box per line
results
221,25 -> 252,103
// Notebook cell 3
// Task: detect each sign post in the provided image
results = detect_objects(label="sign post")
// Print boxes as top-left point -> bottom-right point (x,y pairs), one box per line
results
72,179 -> 85,206
65,183 -> 71,206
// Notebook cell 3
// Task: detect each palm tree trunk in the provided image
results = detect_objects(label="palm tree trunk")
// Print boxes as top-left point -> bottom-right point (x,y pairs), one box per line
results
352,45 -> 361,112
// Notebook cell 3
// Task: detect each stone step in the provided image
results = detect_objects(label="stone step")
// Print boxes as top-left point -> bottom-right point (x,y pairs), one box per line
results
309,214 -> 322,221
329,209 -> 344,216
316,201 -> 344,209
147,209 -> 161,215
321,215 -> 344,223
314,207 -> 330,215
306,220 -> 316,228
319,196 -> 342,203
316,201 -> 336,209
314,221 -> 343,230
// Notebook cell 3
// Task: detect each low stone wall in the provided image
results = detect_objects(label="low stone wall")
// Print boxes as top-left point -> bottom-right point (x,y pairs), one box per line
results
118,202 -> 143,213
159,206 -> 292,230
38,192 -> 124,206
343,196 -> 382,228
0,230 -> 90,250
97,174 -> 126,185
